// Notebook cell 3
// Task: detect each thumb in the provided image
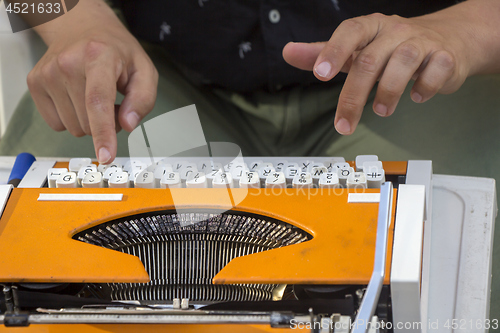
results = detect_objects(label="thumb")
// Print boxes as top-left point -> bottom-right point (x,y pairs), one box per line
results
282,42 -> 326,71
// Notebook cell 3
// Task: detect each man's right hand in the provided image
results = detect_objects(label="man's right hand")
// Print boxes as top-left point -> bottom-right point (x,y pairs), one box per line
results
28,0 -> 158,164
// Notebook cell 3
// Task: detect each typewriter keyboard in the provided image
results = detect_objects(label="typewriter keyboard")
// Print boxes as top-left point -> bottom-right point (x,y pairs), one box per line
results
34,155 -> 407,189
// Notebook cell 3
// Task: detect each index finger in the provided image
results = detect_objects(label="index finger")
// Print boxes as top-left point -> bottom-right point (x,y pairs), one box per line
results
313,14 -> 381,81
85,48 -> 119,164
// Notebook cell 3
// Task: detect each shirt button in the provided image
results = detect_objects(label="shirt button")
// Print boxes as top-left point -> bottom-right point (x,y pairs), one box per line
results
269,9 -> 280,24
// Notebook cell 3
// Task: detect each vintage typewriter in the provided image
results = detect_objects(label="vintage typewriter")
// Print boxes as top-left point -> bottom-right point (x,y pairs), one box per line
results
0,151 -> 478,333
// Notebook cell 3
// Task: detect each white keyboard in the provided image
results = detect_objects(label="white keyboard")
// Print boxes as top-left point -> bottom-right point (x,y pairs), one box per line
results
23,155 -> 392,189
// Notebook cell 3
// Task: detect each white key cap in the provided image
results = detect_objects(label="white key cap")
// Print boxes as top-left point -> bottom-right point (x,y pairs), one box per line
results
308,162 -> 325,173
332,162 -> 351,171
248,160 -> 263,172
347,172 -> 368,189
364,167 -> 385,188
239,171 -> 260,188
68,158 -> 92,172
186,172 -> 208,188
230,162 -> 248,172
56,172 -> 78,188
324,161 -> 334,173
197,160 -> 210,173
179,163 -> 198,183
206,169 -> 222,187
223,162 -> 235,172
362,161 -> 384,174
104,167 -> 123,185
336,165 -> 355,186
324,157 -> 346,172
82,172 -> 104,188
97,164 -> 106,173
319,172 -> 340,189
181,162 -> 198,172
135,170 -> 155,188
284,162 -> 299,170
355,155 -> 379,172
293,172 -> 313,189
265,172 -> 286,189
299,160 -> 313,172
285,166 -> 300,185
123,159 -> 147,173
311,166 -> 328,185
211,162 -> 223,172
128,167 -> 143,187
136,161 -> 149,171
153,164 -> 172,188
97,162 -> 122,173
197,161 -> 220,174
160,172 -> 182,188
258,166 -> 275,187
274,160 -> 287,172
47,168 -> 68,188
77,164 -> 98,185
230,164 -> 249,187
173,160 -> 189,172
212,172 -> 234,188
109,171 -> 129,188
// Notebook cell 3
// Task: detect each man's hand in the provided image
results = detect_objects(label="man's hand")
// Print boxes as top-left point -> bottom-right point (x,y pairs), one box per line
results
283,0 -> 500,135
29,0 -> 158,163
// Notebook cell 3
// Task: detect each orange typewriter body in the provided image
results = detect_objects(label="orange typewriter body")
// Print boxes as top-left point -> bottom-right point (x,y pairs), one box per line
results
0,187 -> 396,285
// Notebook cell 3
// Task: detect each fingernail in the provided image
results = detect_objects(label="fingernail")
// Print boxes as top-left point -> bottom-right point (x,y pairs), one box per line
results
374,103 -> 388,116
412,92 -> 423,103
126,112 -> 140,129
98,147 -> 111,164
315,61 -> 331,78
335,118 -> 351,135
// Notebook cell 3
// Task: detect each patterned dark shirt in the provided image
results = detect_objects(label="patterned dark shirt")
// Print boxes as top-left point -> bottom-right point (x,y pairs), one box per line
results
114,0 -> 456,92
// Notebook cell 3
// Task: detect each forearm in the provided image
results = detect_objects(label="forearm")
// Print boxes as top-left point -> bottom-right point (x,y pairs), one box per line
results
420,0 -> 500,76
34,0 -> 123,46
